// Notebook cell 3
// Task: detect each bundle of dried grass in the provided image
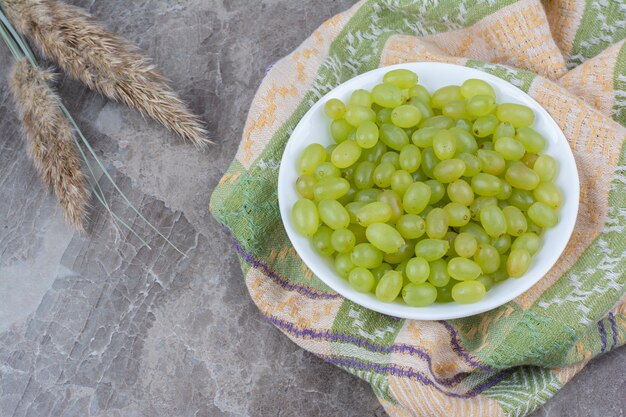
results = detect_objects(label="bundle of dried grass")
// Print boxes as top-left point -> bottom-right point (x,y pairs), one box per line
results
10,58 -> 89,231
3,0 -> 210,147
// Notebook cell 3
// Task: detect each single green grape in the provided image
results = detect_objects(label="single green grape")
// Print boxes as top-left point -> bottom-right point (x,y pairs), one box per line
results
409,99 -> 434,119
318,199 -> 350,230
425,207 -> 449,239
390,170 -> 413,196
494,137 -> 526,161
447,257 -> 482,281
452,280 -> 486,303
314,162 -> 341,179
533,182 -> 562,209
472,114 -> 499,137
447,179 -> 474,206
405,257 -> 430,284
296,174 -> 316,199
354,188 -> 381,203
506,248 -> 531,277
433,159 -> 466,183
469,196 -> 497,221
372,162 -> 395,188
313,177 -> 350,200
456,152 -> 481,177
460,79 -> 496,99
349,267 -> 376,292
507,189 -> 536,211
512,232 -> 541,255
391,105 -> 423,128
425,179 -> 446,205
460,222 -> 491,244
466,94 -> 496,117
377,190 -> 404,223
399,144 -> 421,173
383,241 -> 415,264
415,239 -> 449,261
474,244 -> 500,274
380,151 -> 400,168
493,122 -> 515,141
366,223 -> 405,253
349,89 -> 372,107
334,252 -> 356,277
496,103 -> 534,128
345,201 -> 366,223
527,202 -> 558,228
292,199 -> 319,236
502,205 -> 527,236
428,259 -> 450,287
479,204 -> 507,238
351,243 -> 383,269
477,149 -> 505,175
411,126 -> 438,147
360,140 -> 386,163
396,214 -> 425,240
421,147 -> 440,179
402,182 -> 431,214
492,233 -> 511,254
533,155 -> 558,181
402,282 -> 437,306
371,83 -> 403,108
353,161 -> 376,190
331,140 -> 361,169
375,270 -> 403,301
384,69 -> 418,89
505,162 -> 540,190
454,233 -> 478,258
331,228 -> 356,253
312,225 -> 334,256
419,115 -> 454,129
408,84 -> 431,104
380,123 -> 409,151
471,173 -> 502,197
345,105 -> 376,127
496,181 -> 512,200
432,130 -> 457,160
376,108 -> 393,126
442,100 -> 469,120
516,127 -> 546,153
355,121 -> 379,149
431,85 -> 463,109
324,98 -> 347,120
444,202 -> 471,227
450,127 -> 478,154
356,201 -> 392,226
297,143 -> 327,175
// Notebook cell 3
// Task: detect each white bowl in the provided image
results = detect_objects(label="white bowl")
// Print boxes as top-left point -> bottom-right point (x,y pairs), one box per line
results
277,62 -> 579,320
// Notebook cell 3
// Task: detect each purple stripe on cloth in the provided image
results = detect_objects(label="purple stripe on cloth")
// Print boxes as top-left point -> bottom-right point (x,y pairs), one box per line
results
598,319 -> 608,353
438,320 -> 495,372
322,355 -> 513,399
266,313 -> 474,387
608,313 -> 618,350
233,239 -> 342,300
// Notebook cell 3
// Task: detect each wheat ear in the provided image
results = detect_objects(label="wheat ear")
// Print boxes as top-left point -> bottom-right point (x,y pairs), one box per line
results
3,0 -> 210,147
10,58 -> 89,231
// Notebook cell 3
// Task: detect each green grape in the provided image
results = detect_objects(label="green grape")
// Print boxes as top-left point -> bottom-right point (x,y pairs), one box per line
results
461,78 -> 496,99
380,124 -> 409,151
314,162 -> 341,179
324,98 -> 347,120
313,177 -> 350,200
474,244 -> 500,274
526,216 -> 543,234
433,159 -> 466,183
403,182 -> 431,214
399,144 -> 421,173
345,105 -> 376,126
349,267 -> 376,292
337,186 -> 356,206
466,94 -> 496,117
415,239 -> 449,261
431,85 -> 463,109
391,170 -> 413,196
493,122 -> 515,141
421,147 -> 440,178
533,155 -> 558,181
445,230 -> 459,257
354,188 -> 381,203
292,199 -> 319,236
505,162 -> 540,190
375,271 -> 403,301
297,143 -> 327,175
469,196 -> 497,221
494,137 -> 525,161
384,69 -> 418,88
371,83 -> 403,108
395,214 -> 425,240
372,263 -> 393,281
326,143 -> 338,154
450,127 -> 478,154
419,115 -> 454,129
447,179 -> 474,206
377,190 -> 404,222
411,126 -> 438,147
351,243 -> 383,268
527,202 -> 558,228
409,99 -> 434,119
445,202 -> 471,227
428,259 -> 450,287
479,205 -> 507,238
471,173 -> 502,197
476,274 -> 495,290
349,89 -> 372,107
454,233 -> 478,258
447,257 -> 482,281
395,259 -> 410,277
345,201 -> 366,223
436,281 -> 455,302
318,199 -> 350,230
522,153 -> 539,168
496,103 -> 534,128
376,108 -> 393,126
355,121 -> 379,149
452,281 -> 486,303
391,105 -> 423,128
506,248 -> 531,277
507,189 -> 535,211
356,201 -> 392,226
331,140 -> 361,169
433,130 -> 457,160
492,233 -> 511,255
360,140 -> 387,163
383,241 -> 416,264
334,252 -> 356,277
516,127 -> 546,153
353,161 -> 376,190
312,225 -> 334,256
425,207 -> 449,239
502,205 -> 527,236
480,141 -> 495,151
412,169 -> 428,182
331,228 -> 356,253
460,222 -> 490,244
512,232 -> 541,254
408,84 -> 431,104
425,179 -> 446,205
348,224 -> 368,243
381,151 -> 400,168
296,174 -> 316,199
366,223 -> 405,253
402,282 -> 437,307
472,114 -> 499,138
347,130 -> 357,142
456,152 -> 481,177
496,181 -> 512,200
456,119 -> 472,131
442,100 -> 469,120
372,162 -> 395,188
533,182 -> 562,209
405,257 -> 430,284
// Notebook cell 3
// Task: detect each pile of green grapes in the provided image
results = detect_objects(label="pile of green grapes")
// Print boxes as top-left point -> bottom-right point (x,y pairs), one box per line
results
291,69 -> 562,306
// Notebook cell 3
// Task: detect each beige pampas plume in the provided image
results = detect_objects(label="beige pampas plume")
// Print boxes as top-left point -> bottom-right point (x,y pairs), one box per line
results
9,58 -> 89,231
3,0 -> 210,147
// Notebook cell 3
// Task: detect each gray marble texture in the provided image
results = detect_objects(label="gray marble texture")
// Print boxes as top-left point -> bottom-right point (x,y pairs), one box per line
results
0,1 -> 623,416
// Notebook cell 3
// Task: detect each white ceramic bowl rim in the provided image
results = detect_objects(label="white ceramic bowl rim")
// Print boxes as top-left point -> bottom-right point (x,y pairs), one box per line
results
278,62 -> 579,320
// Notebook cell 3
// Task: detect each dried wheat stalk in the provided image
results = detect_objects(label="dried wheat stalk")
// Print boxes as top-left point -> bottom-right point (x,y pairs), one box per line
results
10,58 -> 89,231
3,0 -> 210,147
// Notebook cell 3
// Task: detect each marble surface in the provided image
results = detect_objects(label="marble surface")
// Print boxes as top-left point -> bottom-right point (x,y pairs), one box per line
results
0,1 -> 623,416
